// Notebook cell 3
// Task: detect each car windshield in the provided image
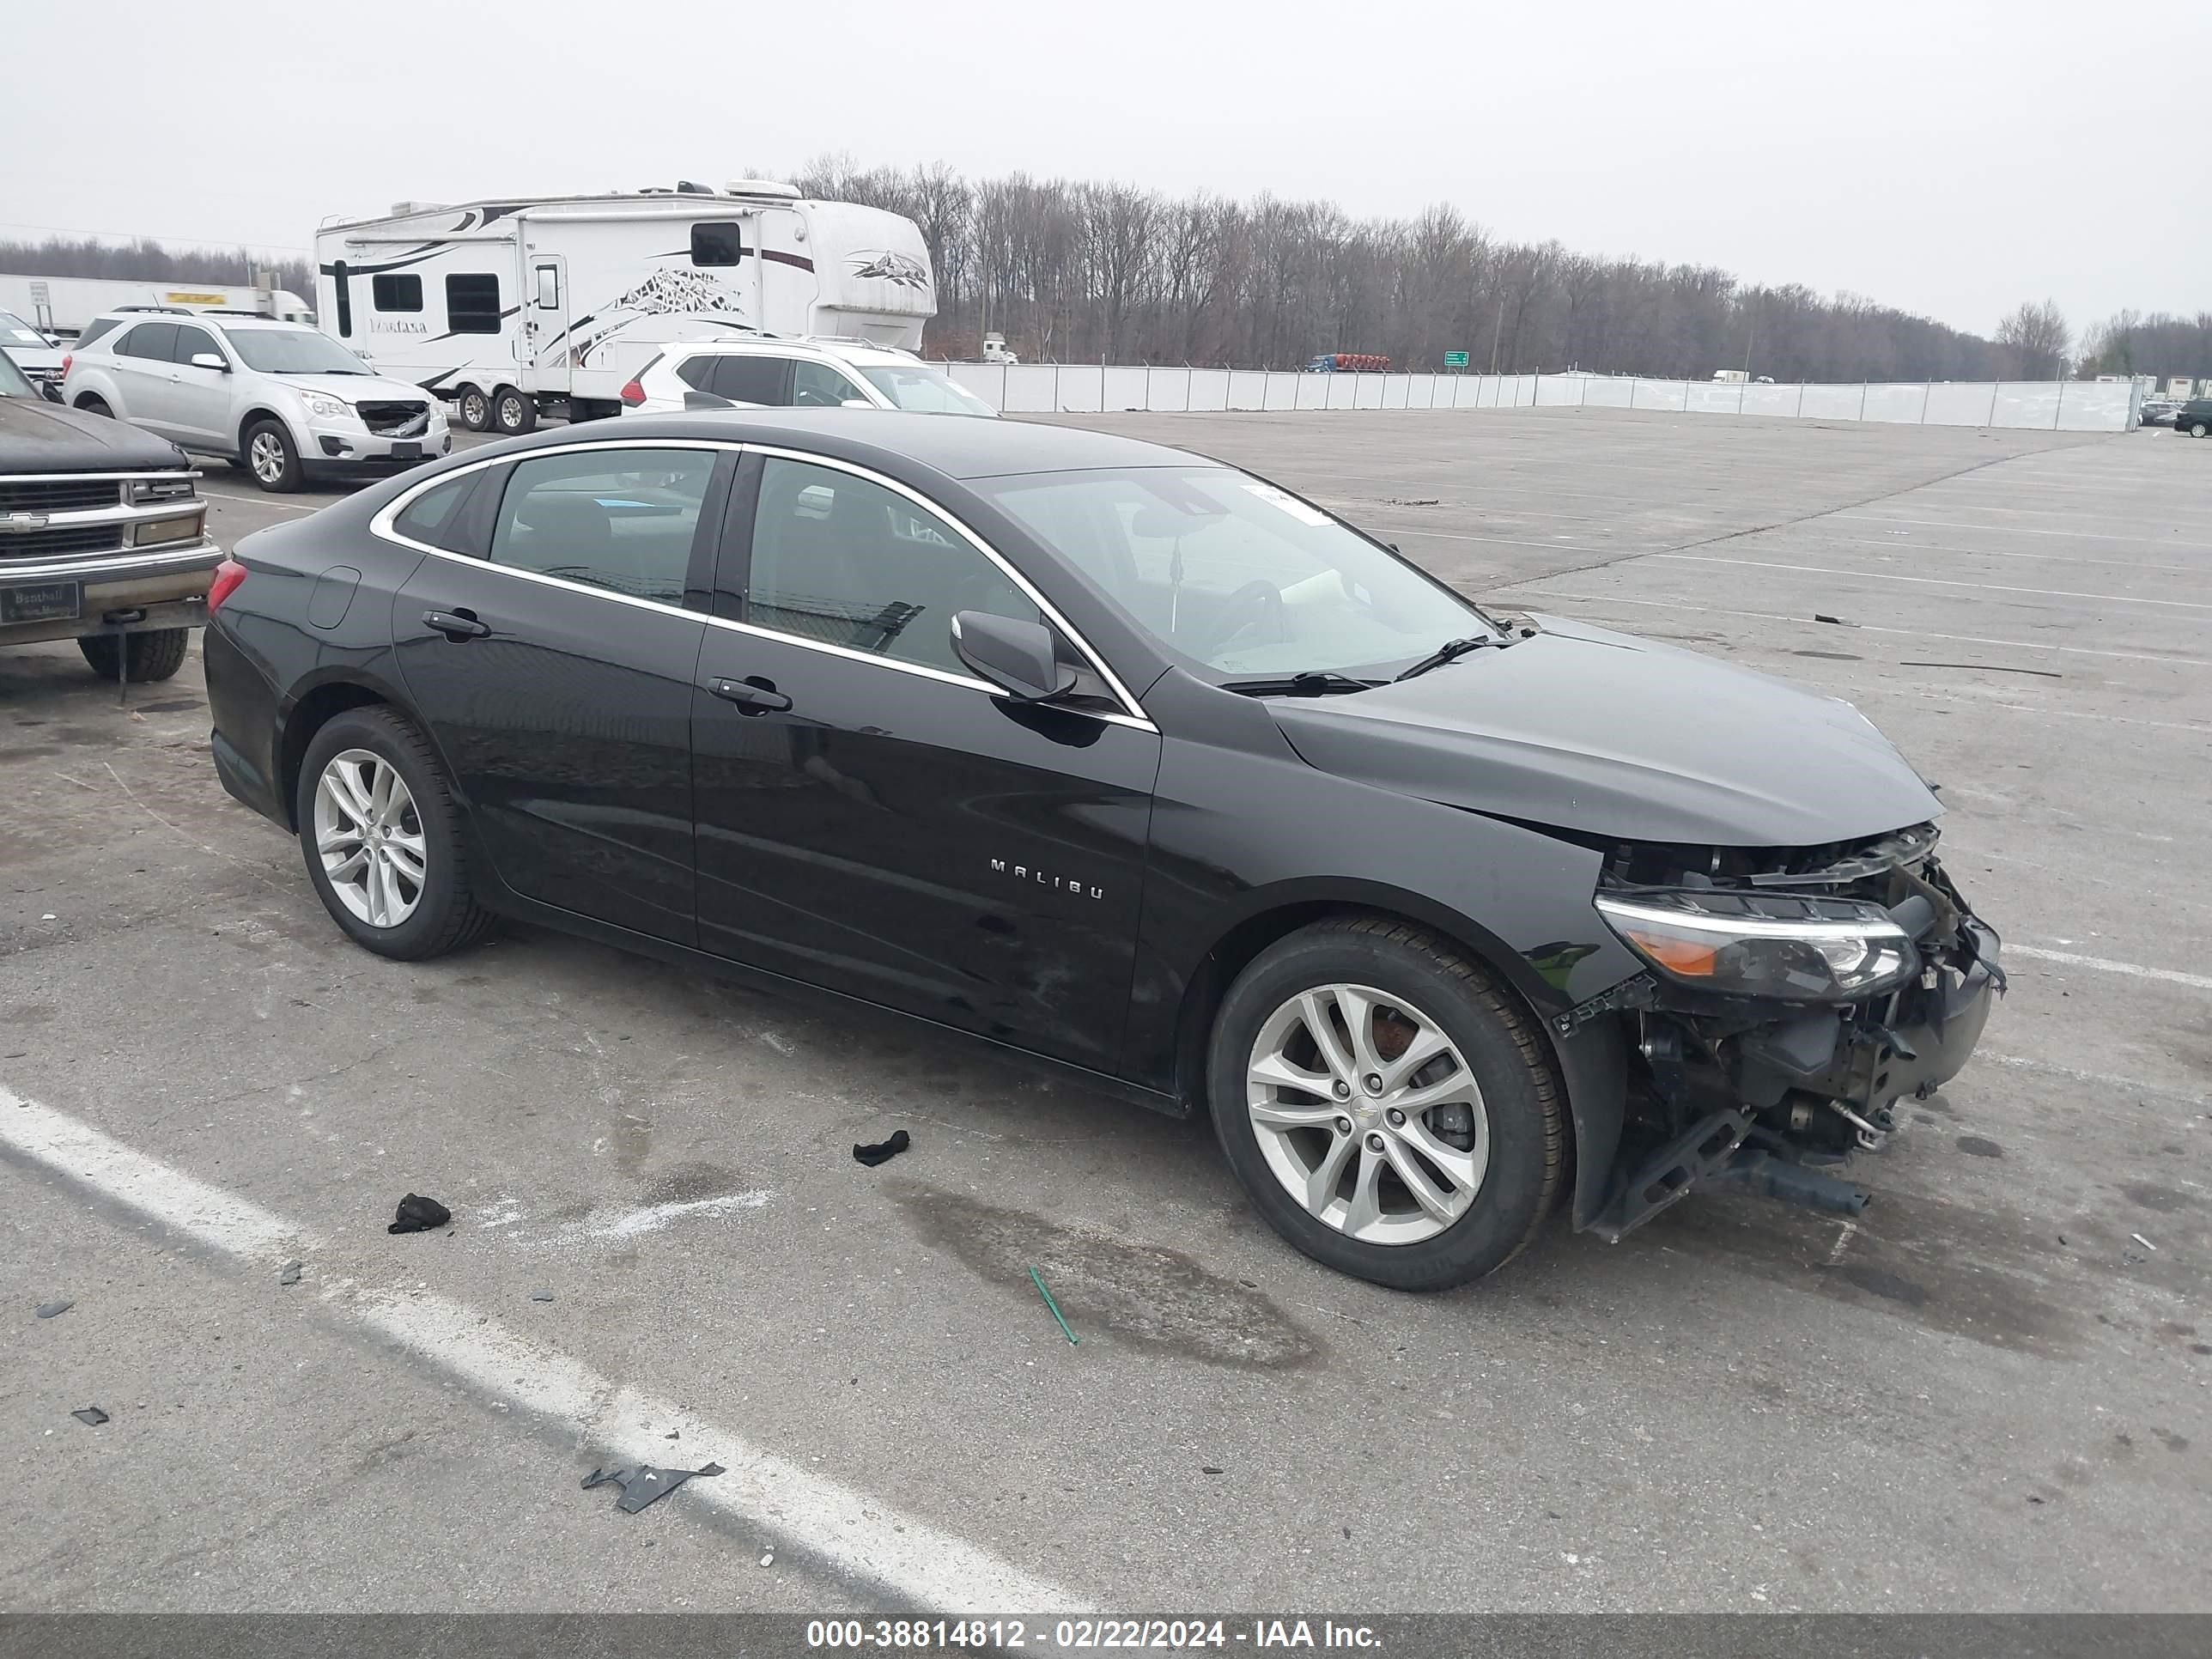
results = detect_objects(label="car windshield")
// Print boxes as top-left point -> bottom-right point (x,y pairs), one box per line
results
0,311 -> 48,348
225,329 -> 374,375
0,349 -> 34,398
980,465 -> 1498,678
859,364 -> 997,416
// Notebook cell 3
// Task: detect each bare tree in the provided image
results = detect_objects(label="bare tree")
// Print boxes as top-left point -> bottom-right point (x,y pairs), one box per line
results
1996,299 -> 2070,379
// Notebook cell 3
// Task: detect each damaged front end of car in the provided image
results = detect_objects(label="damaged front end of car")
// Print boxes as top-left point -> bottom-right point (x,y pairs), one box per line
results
1559,821 -> 2005,1240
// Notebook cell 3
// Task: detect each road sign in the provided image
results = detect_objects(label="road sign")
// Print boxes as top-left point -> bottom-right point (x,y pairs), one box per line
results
1443,349 -> 1469,368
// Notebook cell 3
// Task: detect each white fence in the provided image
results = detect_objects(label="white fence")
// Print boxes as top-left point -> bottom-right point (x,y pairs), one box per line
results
940,362 -> 2137,433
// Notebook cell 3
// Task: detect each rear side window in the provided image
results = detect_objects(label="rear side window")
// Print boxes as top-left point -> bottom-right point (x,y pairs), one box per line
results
76,317 -> 121,349
373,274 -> 422,312
674,356 -> 714,392
117,322 -> 179,362
690,222 -> 744,266
444,274 -> 502,334
709,355 -> 788,404
489,448 -> 716,605
392,471 -> 484,553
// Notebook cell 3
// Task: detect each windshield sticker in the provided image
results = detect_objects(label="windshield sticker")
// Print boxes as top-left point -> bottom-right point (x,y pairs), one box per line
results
1242,483 -> 1330,526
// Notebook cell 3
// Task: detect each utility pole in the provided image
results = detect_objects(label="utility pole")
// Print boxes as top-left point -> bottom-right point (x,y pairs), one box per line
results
1742,289 -> 1760,376
1488,297 -> 1505,375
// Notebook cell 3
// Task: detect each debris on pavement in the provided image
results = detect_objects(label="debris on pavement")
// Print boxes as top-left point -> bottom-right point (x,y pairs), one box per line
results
580,1460 -> 726,1515
1813,613 -> 1850,626
35,1300 -> 73,1319
852,1128 -> 911,1168
1200,1466 -> 1224,1475
70,1407 -> 109,1426
2130,1233 -> 2157,1252
387,1193 -> 453,1235
530,1290 -> 555,1302
1029,1266 -> 1079,1346
2124,1249 -> 2147,1267
759,1550 -> 774,1568
278,1261 -> 303,1286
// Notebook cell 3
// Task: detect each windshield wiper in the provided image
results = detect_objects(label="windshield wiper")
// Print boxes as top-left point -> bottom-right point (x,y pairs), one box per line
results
1218,671 -> 1381,698
1393,634 -> 1509,683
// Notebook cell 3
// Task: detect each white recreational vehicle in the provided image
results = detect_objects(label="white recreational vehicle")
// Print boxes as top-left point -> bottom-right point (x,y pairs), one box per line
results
312,181 -> 936,433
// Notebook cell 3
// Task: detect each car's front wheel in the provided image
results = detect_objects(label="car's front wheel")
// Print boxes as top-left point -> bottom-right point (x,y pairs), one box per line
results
1207,917 -> 1565,1290
295,706 -> 493,960
245,418 -> 303,491
2191,421 -> 2209,439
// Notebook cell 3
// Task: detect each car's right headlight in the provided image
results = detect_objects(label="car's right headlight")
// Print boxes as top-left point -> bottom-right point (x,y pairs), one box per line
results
1595,890 -> 1918,1002
301,392 -> 349,420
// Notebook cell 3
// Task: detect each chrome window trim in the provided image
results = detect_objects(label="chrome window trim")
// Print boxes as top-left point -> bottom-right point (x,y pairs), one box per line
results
368,436 -> 1158,732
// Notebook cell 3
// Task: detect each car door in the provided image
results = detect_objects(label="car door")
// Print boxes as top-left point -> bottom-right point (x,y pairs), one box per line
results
691,451 -> 1162,1074
391,441 -> 730,945
106,322 -> 181,434
163,323 -> 236,451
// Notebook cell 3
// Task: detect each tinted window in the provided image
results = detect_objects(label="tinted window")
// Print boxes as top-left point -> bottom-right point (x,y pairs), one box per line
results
373,273 -> 422,312
490,448 -> 715,605
117,322 -> 179,362
76,317 -> 121,348
709,355 -> 789,404
690,222 -> 744,266
172,325 -> 222,367
791,361 -> 865,407
674,356 -> 714,392
747,459 -> 1037,677
393,471 -> 483,553
445,273 -> 502,334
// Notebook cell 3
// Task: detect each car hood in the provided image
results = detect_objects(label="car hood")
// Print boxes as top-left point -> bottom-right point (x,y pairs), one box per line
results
0,393 -> 188,472
3,343 -> 64,373
272,374 -> 434,404
1267,614 -> 1942,848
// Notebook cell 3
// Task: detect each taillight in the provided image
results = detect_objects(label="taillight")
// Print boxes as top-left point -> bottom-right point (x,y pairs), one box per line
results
60,354 -> 72,376
207,557 -> 247,612
619,378 -> 646,406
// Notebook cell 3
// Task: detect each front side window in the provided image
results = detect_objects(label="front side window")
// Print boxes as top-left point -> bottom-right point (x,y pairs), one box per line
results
373,273 -> 422,312
445,273 -> 502,334
117,322 -> 179,362
490,448 -> 715,605
690,222 -> 744,266
747,459 -> 1037,678
172,325 -> 223,368
225,329 -> 373,375
859,364 -> 996,416
791,361 -> 866,407
979,465 -> 1495,678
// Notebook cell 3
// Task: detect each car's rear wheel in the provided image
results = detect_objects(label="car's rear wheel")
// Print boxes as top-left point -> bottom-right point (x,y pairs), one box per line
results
456,387 -> 490,431
245,418 -> 303,492
2191,421 -> 2209,439
76,628 -> 190,683
295,707 -> 493,960
75,394 -> 112,417
1207,917 -> 1565,1290
493,387 -> 536,434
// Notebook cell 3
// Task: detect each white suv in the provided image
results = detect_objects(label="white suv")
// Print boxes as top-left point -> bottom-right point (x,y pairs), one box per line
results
61,313 -> 451,492
618,337 -> 997,419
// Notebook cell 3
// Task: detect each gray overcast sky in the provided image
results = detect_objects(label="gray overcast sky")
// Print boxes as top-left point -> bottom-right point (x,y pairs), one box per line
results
3,1 -> 2201,337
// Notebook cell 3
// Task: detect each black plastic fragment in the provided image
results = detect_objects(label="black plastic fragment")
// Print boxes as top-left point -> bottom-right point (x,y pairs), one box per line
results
279,1261 -> 303,1286
530,1290 -> 555,1303
1813,613 -> 1850,626
71,1407 -> 109,1426
581,1460 -> 726,1514
388,1193 -> 453,1235
35,1300 -> 72,1319
853,1129 -> 911,1168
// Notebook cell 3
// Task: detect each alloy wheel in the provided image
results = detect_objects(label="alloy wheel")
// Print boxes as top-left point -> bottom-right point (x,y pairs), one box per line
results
250,429 -> 289,484
1245,982 -> 1489,1245
462,391 -> 489,428
313,749 -> 427,928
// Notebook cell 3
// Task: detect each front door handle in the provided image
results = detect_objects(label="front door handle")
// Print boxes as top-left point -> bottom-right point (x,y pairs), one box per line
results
707,676 -> 793,714
423,608 -> 490,641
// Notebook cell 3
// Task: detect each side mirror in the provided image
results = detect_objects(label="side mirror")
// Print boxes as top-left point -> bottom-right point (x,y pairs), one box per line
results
188,352 -> 228,372
840,398 -> 874,409
951,611 -> 1078,702
682,389 -> 735,410
41,380 -> 64,404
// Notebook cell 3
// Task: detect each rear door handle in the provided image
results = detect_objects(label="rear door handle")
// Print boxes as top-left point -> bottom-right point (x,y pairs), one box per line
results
707,676 -> 792,714
423,609 -> 490,641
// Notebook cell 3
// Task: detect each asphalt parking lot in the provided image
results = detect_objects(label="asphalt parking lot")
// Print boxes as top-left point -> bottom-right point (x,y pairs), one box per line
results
3,407 -> 2206,1614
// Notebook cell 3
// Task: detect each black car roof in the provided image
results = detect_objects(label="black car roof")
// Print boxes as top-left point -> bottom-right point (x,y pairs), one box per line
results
531,409 -> 1221,481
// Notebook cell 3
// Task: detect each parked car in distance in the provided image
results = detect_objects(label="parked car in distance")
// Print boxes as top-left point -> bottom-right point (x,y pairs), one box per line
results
2176,398 -> 2212,438
2137,398 -> 2178,428
203,410 -> 2002,1291
63,314 -> 450,492
619,337 -> 997,418
0,308 -> 66,395
1,345 -> 220,681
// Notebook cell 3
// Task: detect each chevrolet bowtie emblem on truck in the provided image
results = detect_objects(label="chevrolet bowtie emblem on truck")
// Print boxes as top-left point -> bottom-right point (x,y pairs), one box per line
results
0,512 -> 52,533
990,858 -> 1103,900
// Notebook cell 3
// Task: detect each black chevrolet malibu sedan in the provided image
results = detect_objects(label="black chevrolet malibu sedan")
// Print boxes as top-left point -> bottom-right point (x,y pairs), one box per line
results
204,410 -> 2002,1288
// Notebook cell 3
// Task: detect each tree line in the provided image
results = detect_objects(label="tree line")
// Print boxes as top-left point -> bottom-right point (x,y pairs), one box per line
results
0,234 -> 313,301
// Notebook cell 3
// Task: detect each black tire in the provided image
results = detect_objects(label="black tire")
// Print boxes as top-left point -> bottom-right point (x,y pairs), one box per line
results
1206,916 -> 1566,1291
294,705 -> 494,961
493,386 -> 536,434
76,627 -> 191,683
244,417 -> 303,492
75,394 -> 112,417
455,387 -> 491,431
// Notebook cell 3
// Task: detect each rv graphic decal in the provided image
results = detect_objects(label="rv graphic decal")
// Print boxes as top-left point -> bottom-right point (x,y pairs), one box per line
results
849,251 -> 931,291
611,267 -> 750,318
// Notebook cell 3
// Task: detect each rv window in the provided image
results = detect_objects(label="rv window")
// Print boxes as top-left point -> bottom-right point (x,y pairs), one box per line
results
690,222 -> 744,267
709,355 -> 789,405
373,274 -> 422,313
535,265 -> 561,309
445,273 -> 503,335
116,322 -> 180,362
332,260 -> 351,337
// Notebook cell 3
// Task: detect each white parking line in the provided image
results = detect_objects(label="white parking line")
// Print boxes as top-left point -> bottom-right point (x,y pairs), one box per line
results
1650,553 -> 2212,611
0,1084 -> 1081,1613
199,488 -> 321,514
2004,945 -> 2212,994
1832,512 -> 2212,551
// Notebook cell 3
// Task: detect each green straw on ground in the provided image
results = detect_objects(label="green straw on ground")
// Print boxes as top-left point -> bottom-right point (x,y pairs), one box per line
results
1029,1266 -> 1079,1345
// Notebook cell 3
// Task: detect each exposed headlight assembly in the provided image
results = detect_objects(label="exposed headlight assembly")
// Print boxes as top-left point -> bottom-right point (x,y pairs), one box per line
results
1595,890 -> 1918,1002
301,392 -> 349,420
